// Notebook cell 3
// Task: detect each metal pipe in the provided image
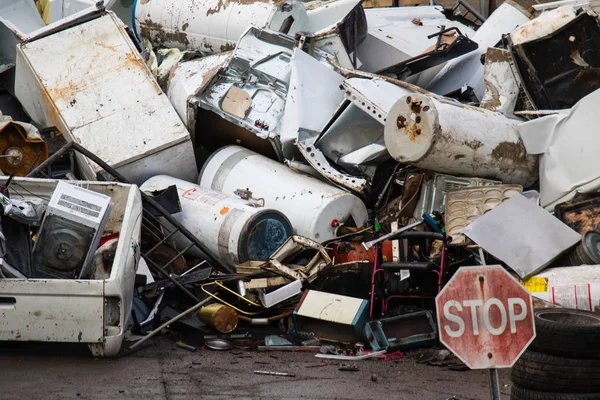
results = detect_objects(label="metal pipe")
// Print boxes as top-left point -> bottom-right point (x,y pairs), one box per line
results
128,297 -> 212,351
26,141 -> 74,178
362,220 -> 424,251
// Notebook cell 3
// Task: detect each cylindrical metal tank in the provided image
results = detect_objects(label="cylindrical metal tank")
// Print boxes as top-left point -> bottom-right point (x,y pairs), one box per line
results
134,0 -> 308,54
199,145 -> 368,243
384,93 -> 538,186
140,175 -> 292,267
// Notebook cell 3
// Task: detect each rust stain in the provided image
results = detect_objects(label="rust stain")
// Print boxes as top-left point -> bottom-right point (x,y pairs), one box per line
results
491,140 -> 531,168
95,42 -> 119,52
396,115 -> 406,129
410,100 -> 422,114
220,42 -> 236,52
138,19 -> 190,46
463,139 -> 483,150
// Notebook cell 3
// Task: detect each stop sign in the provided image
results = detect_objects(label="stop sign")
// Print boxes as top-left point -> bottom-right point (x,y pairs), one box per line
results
436,265 -> 535,369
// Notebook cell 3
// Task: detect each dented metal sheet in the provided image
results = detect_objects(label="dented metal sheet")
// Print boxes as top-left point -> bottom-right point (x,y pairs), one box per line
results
518,89 -> 600,209
298,0 -> 367,69
384,93 -> 538,186
0,279 -> 105,343
15,13 -> 197,185
316,102 -> 388,175
134,0 -> 308,54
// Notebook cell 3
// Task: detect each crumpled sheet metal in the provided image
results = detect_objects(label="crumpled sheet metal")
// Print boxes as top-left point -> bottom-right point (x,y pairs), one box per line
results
195,27 -> 331,147
518,89 -> 600,209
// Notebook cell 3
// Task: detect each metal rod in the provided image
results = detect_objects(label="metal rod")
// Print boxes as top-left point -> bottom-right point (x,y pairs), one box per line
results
128,296 -> 211,351
70,141 -> 229,272
489,368 -> 501,400
142,255 -> 200,302
457,0 -> 487,22
26,141 -> 74,178
362,219 -> 424,250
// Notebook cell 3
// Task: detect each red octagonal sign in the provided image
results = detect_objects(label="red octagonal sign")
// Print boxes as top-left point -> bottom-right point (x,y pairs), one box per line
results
436,265 -> 536,369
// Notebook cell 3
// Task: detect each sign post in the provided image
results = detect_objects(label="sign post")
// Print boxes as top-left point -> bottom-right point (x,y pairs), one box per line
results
435,265 -> 536,399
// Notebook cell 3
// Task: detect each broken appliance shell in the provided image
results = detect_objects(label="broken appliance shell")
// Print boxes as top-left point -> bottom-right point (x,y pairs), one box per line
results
193,27 -> 329,160
384,93 -> 538,186
140,175 -> 293,268
199,145 -> 368,243
0,177 -> 142,357
134,0 -> 308,54
14,12 -> 197,185
510,9 -> 600,110
356,6 -> 477,74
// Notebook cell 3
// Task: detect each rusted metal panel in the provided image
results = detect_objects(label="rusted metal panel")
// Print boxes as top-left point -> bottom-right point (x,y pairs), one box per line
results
436,265 -> 536,369
384,93 -> 538,186
555,195 -> 600,235
14,13 -> 197,185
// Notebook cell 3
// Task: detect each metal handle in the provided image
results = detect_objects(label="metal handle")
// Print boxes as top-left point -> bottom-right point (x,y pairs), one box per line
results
361,219 -> 424,251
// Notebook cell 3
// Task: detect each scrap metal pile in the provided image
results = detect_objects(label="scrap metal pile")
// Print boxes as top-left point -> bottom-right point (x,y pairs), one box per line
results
3,0 -> 600,390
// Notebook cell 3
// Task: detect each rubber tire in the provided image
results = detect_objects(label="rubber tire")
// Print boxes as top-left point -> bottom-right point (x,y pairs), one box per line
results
511,385 -> 600,400
511,350 -> 600,393
530,308 -> 600,358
